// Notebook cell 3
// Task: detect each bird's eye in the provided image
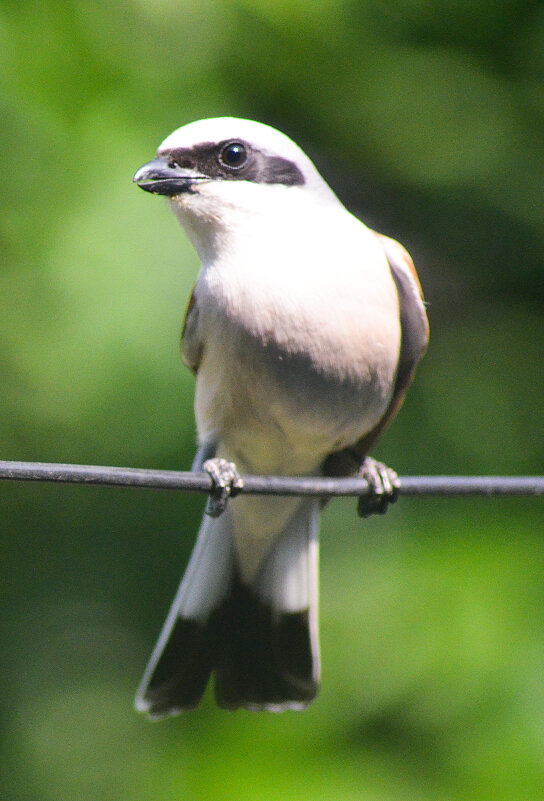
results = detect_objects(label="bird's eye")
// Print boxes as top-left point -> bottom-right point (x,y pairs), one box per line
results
219,142 -> 248,170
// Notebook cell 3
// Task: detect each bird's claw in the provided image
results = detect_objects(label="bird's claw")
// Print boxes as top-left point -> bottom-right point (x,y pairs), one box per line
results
203,458 -> 244,518
357,457 -> 400,518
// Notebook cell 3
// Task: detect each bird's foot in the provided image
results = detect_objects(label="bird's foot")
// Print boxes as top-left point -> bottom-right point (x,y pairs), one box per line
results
357,457 -> 400,518
203,458 -> 244,518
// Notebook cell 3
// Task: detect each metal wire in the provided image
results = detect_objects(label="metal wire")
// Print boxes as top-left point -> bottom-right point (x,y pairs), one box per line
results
0,459 -> 543,497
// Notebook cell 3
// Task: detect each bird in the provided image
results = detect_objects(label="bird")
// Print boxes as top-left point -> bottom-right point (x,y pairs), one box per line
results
132,117 -> 429,717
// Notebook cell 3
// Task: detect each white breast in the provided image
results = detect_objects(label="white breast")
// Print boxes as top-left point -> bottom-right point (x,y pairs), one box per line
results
192,200 -> 401,476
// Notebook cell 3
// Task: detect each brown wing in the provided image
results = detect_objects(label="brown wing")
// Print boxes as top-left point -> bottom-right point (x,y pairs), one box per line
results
324,233 -> 429,476
180,286 -> 203,374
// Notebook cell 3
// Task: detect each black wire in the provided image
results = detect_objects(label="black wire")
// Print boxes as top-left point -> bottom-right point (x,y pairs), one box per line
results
0,460 -> 543,496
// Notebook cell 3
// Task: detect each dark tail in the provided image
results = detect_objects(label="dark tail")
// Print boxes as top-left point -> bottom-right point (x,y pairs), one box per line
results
135,500 -> 320,717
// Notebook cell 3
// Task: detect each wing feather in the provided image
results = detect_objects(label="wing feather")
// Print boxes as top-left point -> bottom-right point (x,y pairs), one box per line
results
181,286 -> 203,374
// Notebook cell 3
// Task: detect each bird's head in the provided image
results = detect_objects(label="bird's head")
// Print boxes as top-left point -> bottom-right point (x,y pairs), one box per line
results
134,118 -> 339,256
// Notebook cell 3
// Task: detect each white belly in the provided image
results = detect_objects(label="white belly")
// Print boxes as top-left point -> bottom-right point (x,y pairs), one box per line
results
194,297 -> 400,476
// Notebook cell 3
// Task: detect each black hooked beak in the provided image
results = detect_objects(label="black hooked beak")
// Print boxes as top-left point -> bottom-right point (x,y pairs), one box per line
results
133,157 -> 207,196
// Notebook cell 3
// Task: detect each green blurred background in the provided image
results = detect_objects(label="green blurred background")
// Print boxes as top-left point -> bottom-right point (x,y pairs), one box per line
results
1,1 -> 543,798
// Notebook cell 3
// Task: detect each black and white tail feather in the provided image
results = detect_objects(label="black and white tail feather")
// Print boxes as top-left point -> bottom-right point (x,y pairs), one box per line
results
135,499 -> 320,717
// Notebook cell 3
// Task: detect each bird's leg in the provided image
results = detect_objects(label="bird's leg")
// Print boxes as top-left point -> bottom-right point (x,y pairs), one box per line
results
202,458 -> 244,518
357,456 -> 400,518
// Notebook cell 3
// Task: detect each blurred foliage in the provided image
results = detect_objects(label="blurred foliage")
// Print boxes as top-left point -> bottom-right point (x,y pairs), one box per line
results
1,0 -> 543,799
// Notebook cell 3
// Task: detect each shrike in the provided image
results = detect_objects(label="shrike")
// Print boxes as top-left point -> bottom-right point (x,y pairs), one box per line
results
133,117 -> 429,717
